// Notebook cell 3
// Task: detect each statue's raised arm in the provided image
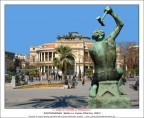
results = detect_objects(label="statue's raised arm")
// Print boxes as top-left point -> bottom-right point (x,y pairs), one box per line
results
105,6 -> 124,41
88,6 -> 130,108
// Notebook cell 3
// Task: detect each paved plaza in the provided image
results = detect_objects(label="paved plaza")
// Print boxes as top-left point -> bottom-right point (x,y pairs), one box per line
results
5,79 -> 139,109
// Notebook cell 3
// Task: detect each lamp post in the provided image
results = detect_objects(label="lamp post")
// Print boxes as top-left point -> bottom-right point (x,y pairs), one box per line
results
13,57 -> 21,75
13,58 -> 16,75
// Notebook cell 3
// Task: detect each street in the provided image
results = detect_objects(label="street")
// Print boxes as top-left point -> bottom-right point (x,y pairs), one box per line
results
5,79 -> 139,109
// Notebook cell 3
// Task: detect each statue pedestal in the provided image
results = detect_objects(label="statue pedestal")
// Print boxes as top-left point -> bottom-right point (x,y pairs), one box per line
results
88,81 -> 131,108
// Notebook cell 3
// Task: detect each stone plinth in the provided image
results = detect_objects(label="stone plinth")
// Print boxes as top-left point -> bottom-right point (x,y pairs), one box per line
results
88,96 -> 130,108
11,76 -> 15,87
88,81 -> 131,108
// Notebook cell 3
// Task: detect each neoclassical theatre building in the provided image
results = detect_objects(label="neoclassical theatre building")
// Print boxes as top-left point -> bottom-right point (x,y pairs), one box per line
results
30,32 -> 123,75
30,32 -> 94,75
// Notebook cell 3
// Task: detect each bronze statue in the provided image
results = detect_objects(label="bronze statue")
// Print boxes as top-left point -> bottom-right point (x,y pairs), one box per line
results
89,6 -> 124,97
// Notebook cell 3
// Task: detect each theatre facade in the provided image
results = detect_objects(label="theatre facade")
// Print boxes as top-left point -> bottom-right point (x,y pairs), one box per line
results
30,32 -> 124,75
30,32 -> 94,75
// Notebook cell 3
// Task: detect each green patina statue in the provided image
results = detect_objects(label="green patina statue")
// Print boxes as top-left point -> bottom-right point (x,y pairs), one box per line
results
89,6 -> 124,98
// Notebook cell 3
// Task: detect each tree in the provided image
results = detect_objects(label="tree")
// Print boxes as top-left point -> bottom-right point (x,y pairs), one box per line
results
53,45 -> 75,82
18,61 -> 40,76
5,57 -> 22,75
117,41 -> 138,75
5,58 -> 15,73
85,68 -> 93,77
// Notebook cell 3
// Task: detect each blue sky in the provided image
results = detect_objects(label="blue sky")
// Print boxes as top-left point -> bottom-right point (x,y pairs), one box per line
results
5,5 -> 139,54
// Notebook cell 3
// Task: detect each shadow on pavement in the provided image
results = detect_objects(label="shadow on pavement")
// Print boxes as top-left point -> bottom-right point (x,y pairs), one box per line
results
14,95 -> 88,108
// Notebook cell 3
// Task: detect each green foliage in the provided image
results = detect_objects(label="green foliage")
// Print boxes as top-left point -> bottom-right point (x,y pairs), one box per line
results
123,70 -> 128,76
29,70 -> 36,75
21,75 -> 25,81
134,67 -> 139,75
16,82 -> 21,86
123,67 -> 139,77
15,75 -> 20,83
22,81 -> 27,85
5,74 -> 12,83
15,75 -> 28,86
53,45 -> 75,81
54,45 -> 74,71
23,62 -> 40,76
5,58 -> 15,73
29,69 -> 40,76
7,71 -> 14,76
15,75 -> 22,86
85,68 -> 93,77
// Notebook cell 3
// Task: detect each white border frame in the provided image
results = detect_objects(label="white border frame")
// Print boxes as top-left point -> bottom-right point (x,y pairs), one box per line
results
1,1 -> 143,118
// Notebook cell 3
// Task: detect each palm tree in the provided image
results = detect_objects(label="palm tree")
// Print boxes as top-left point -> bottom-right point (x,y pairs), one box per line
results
53,45 -> 75,82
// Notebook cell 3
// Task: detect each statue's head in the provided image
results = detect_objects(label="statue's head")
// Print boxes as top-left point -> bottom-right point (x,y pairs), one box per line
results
92,29 -> 105,41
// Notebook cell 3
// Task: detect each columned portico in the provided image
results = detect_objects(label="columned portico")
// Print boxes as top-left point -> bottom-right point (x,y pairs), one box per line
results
44,52 -> 45,62
47,52 -> 49,61
40,53 -> 42,61
30,32 -> 95,74
52,52 -> 53,61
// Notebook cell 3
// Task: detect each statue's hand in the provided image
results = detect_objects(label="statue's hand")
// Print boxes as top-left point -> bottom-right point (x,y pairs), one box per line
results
104,6 -> 113,14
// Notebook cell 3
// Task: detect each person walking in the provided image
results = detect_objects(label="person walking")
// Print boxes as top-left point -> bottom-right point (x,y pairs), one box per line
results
48,74 -> 51,83
72,76 -> 76,88
82,75 -> 86,86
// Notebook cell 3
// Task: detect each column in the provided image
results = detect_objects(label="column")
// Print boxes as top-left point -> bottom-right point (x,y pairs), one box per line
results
38,53 -> 39,61
44,52 -> 45,62
45,52 -> 48,62
47,52 -> 48,61
42,66 -> 44,73
39,52 -> 41,61
42,52 -> 44,61
40,66 -> 42,73
38,53 -> 40,61
40,52 -> 42,61
11,76 -> 15,87
48,52 -> 49,61
52,52 -> 53,61
44,66 -> 46,73
75,63 -> 77,73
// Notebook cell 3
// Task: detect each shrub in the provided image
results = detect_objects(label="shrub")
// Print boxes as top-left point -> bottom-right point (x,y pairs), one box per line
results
15,75 -> 20,83
16,82 -> 21,86
85,68 -> 93,77
21,75 -> 25,81
22,81 -> 27,85
5,74 -> 12,83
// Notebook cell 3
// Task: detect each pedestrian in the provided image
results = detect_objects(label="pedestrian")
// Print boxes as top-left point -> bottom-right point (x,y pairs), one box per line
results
48,74 -> 51,83
58,71 -> 62,81
31,74 -> 34,82
134,79 -> 139,91
73,73 -> 77,78
82,75 -> 86,85
58,74 -> 61,80
36,74 -> 39,81
68,76 -> 72,89
72,76 -> 76,88
53,71 -> 56,81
